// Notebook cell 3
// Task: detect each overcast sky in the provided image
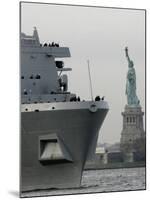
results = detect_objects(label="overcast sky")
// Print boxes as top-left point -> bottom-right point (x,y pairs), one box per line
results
21,2 -> 145,144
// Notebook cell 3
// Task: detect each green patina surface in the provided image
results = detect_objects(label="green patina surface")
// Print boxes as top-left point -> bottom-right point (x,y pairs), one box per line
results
125,47 -> 140,106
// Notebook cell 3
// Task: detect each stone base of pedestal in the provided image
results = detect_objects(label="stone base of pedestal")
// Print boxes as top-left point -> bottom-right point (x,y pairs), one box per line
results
120,105 -> 145,162
123,152 -> 134,163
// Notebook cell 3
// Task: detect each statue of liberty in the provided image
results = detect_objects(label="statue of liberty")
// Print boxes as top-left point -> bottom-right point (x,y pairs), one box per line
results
125,47 -> 140,106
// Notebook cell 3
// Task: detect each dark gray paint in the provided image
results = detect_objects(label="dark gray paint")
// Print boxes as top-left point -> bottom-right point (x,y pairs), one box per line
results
21,109 -> 108,192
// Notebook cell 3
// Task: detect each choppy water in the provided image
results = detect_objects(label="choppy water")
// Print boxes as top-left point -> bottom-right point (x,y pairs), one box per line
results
23,167 -> 146,197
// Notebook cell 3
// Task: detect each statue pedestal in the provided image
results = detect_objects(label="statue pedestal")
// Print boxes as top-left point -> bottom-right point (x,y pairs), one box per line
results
123,152 -> 134,163
120,105 -> 145,162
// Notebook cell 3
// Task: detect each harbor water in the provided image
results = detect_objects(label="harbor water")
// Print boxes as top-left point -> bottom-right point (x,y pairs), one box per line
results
22,167 -> 146,197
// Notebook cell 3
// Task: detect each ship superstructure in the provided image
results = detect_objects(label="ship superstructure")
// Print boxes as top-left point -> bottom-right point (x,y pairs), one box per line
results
21,27 -> 109,194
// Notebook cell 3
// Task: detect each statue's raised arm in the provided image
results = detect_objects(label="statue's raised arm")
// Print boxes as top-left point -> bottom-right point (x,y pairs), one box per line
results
125,47 -> 131,63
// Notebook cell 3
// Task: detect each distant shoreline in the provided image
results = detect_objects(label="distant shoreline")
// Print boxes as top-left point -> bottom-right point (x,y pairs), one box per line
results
84,161 -> 146,170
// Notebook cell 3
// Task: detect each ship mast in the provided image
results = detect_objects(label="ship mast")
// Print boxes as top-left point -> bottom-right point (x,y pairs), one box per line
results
87,60 -> 94,101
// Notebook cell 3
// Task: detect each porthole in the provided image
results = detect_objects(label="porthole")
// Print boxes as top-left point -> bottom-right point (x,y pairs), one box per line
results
24,91 -> 27,95
30,75 -> 34,79
36,74 -> 41,79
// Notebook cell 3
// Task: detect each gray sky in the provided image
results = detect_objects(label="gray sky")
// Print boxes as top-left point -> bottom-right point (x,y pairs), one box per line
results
21,3 -> 145,144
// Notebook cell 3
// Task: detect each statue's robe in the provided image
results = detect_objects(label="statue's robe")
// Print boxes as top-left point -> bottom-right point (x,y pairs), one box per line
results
126,67 -> 139,106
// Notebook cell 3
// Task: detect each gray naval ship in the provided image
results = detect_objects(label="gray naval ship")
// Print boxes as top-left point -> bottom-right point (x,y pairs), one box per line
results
21,27 -> 109,194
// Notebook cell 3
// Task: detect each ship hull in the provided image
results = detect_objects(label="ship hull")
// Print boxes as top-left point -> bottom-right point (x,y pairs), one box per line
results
21,102 -> 108,193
